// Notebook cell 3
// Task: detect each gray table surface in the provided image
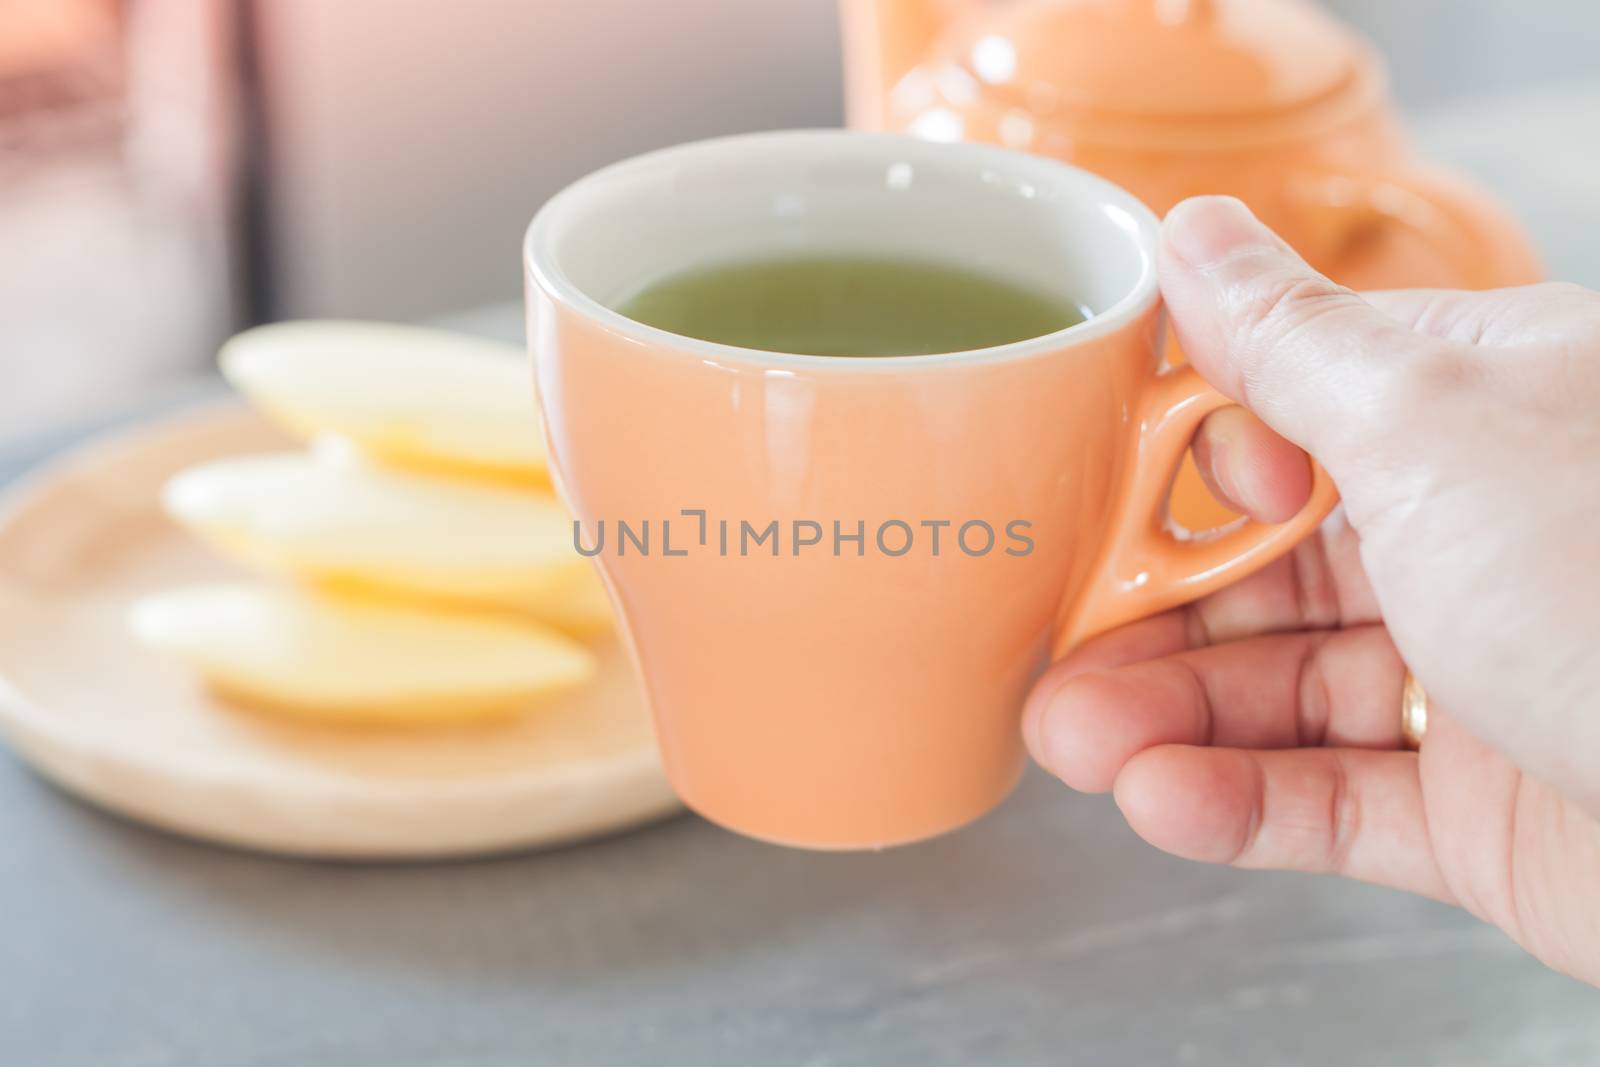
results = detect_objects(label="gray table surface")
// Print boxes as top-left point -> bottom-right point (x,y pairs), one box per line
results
6,87 -> 1600,1065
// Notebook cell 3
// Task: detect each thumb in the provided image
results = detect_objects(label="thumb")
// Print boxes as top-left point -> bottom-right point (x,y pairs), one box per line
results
1159,196 -> 1438,465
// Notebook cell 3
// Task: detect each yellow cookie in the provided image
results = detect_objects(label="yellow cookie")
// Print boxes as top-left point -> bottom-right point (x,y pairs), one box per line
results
220,320 -> 546,483
129,583 -> 596,725
162,451 -> 610,632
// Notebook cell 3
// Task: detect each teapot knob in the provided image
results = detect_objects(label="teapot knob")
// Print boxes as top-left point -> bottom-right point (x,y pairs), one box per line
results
1145,0 -> 1216,24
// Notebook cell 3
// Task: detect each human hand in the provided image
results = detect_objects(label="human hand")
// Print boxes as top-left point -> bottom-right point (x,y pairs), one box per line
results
1024,196 -> 1600,985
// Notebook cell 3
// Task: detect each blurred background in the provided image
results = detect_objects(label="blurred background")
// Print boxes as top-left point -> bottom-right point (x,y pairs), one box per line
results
2,0 -> 1597,440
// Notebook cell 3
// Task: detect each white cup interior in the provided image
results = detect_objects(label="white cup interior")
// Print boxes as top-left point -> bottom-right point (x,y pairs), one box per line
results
526,130 -> 1159,359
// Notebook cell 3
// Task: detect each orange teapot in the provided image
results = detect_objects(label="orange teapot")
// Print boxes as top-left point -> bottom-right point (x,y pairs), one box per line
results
841,0 -> 1539,290
841,0 -> 1543,525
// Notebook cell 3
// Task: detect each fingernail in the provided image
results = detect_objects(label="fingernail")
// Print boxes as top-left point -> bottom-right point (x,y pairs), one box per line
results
1026,689 -> 1072,776
1022,676 -> 1064,765
1163,196 -> 1270,269
1207,429 -> 1247,512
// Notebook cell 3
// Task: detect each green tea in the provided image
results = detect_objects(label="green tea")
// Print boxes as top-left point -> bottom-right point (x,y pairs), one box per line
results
615,254 -> 1086,357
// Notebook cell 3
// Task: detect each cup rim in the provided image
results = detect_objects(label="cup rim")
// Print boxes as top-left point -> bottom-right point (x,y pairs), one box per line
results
523,129 -> 1161,370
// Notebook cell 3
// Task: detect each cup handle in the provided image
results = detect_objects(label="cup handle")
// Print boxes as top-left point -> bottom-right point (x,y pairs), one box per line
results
1052,365 -> 1339,659
1291,165 -> 1542,288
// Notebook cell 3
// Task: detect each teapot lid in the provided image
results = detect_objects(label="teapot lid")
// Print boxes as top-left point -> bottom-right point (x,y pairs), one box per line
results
947,0 -> 1370,128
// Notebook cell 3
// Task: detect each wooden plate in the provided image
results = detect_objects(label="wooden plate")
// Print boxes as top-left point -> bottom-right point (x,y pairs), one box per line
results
0,402 -> 680,859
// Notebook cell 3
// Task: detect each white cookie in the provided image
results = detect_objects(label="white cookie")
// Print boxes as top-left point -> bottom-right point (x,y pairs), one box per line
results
221,320 -> 547,482
163,451 -> 610,632
130,583 -> 596,724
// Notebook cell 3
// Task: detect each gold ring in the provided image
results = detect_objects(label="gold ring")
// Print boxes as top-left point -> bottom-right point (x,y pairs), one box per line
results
1401,671 -> 1429,750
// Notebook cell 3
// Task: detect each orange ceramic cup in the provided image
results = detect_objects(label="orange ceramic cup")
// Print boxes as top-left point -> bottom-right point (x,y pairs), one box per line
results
525,131 -> 1336,849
